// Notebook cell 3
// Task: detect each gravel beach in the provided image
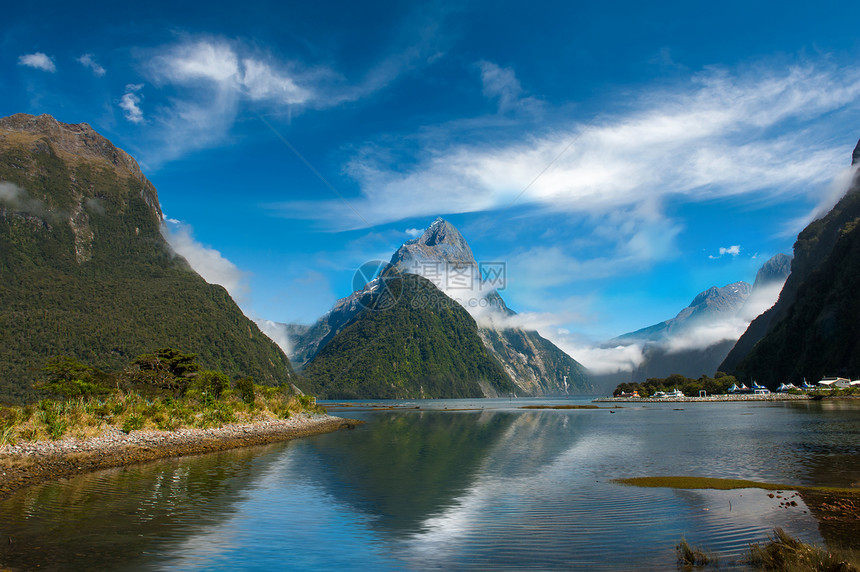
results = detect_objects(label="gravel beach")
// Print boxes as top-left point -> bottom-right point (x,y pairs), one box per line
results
0,414 -> 360,500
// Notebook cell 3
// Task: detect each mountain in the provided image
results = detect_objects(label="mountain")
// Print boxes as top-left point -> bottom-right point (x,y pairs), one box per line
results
302,273 -> 517,399
389,218 -> 591,394
608,281 -> 751,381
721,138 -> 860,385
603,251 -> 791,382
752,253 -> 792,289
291,217 -> 592,395
617,281 -> 752,344
0,113 -> 295,403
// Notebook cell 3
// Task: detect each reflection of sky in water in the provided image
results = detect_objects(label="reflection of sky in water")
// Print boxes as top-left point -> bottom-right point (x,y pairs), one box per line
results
1,399 -> 857,570
163,448 -> 394,571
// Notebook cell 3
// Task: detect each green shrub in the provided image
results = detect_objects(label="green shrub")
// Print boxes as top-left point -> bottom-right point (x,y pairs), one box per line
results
47,417 -> 67,440
235,377 -> 256,405
195,370 -> 230,400
122,415 -> 144,433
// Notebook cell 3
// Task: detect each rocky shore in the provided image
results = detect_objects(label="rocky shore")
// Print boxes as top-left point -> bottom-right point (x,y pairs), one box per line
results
0,414 -> 359,500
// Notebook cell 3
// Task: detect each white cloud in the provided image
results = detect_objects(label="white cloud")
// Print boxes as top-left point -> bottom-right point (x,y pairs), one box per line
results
0,181 -> 48,215
161,220 -> 249,302
709,244 -> 741,258
470,270 -> 787,374
254,319 -> 293,356
558,339 -> 647,375
119,84 -> 145,124
478,61 -> 524,112
0,182 -> 24,203
134,38 -> 317,164
240,58 -> 310,104
404,228 -> 423,238
277,62 -> 860,230
18,52 -> 56,72
784,165 -> 860,235
77,54 -> 106,77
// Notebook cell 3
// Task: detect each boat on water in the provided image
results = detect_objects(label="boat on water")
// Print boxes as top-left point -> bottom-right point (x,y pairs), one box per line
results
653,388 -> 684,398
776,382 -> 798,392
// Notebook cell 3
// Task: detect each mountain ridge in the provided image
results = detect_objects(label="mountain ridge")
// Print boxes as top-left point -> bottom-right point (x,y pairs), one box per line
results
722,138 -> 860,384
0,113 -> 296,402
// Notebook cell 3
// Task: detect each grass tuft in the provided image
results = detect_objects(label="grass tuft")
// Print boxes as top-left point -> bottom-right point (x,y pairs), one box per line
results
747,528 -> 860,571
677,537 -> 718,569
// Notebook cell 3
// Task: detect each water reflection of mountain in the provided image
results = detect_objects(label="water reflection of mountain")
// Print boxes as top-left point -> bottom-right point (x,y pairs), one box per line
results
304,410 -> 584,534
0,444 -> 289,571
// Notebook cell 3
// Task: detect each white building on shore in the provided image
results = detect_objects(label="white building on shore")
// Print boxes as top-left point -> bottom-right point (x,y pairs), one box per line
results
817,376 -> 851,389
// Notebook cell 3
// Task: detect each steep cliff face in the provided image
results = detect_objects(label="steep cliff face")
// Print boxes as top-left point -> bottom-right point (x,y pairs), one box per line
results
0,114 -> 295,402
722,138 -> 860,384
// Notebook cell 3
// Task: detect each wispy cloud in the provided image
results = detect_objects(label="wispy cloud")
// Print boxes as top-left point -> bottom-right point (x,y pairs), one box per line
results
254,319 -> 293,356
18,52 -> 56,72
132,30 -> 444,166
0,181 -> 50,216
277,61 -> 860,230
161,219 -> 248,302
77,54 -> 106,77
550,277 -> 787,373
151,39 -> 311,104
119,84 -> 145,123
478,61 -> 532,113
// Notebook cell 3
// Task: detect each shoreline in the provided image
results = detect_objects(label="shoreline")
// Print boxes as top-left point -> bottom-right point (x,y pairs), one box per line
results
594,394 -> 814,403
0,413 -> 360,501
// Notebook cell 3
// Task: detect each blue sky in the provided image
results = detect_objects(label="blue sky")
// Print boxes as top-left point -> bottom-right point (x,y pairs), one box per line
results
4,1 -> 860,370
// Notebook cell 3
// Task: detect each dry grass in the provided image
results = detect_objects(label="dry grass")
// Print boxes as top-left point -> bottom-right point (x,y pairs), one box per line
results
614,475 -> 860,497
677,537 -> 719,569
747,528 -> 860,571
0,389 -> 324,445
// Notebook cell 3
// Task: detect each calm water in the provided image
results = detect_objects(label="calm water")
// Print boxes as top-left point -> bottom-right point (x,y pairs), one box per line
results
1,398 -> 859,570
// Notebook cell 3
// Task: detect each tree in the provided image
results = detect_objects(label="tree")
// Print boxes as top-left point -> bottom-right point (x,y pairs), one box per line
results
129,347 -> 200,394
196,370 -> 230,399
37,356 -> 109,398
235,377 -> 256,405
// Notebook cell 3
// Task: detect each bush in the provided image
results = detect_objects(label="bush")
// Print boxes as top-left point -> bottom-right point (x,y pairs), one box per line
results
195,370 -> 230,400
122,415 -> 144,434
236,377 -> 256,405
